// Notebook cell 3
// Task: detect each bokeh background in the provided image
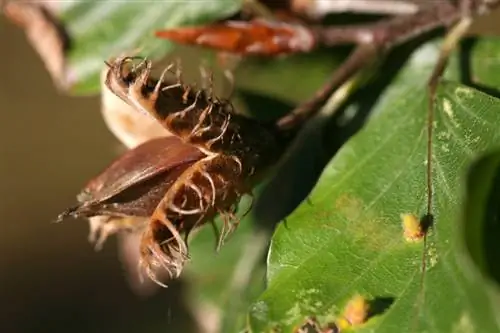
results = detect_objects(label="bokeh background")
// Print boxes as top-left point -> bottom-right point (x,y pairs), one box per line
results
1,6 -> 500,333
0,13 -> 198,333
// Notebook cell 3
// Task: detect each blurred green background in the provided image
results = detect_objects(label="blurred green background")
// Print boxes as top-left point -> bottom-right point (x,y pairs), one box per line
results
1,7 -> 500,333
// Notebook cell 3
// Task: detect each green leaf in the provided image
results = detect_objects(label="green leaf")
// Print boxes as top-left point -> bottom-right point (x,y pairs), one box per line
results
235,48 -> 349,105
59,0 -> 242,93
248,38 -> 500,332
468,38 -> 500,88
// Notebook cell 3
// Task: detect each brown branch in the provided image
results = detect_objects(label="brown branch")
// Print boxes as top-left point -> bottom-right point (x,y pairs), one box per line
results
276,0 -> 500,132
276,44 -> 378,131
293,0 -> 419,18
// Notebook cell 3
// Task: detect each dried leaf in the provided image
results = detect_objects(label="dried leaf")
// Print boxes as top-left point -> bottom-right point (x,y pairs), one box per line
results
155,19 -> 315,56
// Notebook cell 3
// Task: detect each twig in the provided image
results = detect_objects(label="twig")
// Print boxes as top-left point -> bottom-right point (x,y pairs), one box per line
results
277,44 -> 378,131
295,0 -> 419,17
276,0 -> 500,132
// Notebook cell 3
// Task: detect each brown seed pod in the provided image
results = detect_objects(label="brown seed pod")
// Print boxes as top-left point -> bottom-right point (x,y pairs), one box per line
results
59,57 -> 283,285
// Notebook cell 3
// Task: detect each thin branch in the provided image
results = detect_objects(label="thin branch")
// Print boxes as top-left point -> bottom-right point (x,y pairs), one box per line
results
276,44 -> 378,131
276,0 -> 500,132
295,0 -> 420,17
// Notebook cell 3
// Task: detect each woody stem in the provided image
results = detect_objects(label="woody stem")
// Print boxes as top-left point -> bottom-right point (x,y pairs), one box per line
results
276,0 -> 498,132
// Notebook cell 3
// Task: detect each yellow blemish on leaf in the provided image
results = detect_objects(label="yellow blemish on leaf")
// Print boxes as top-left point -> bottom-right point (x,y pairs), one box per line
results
426,243 -> 439,269
454,86 -> 473,100
401,213 -> 424,242
443,98 -> 454,118
335,195 -> 397,249
442,98 -> 460,127
453,312 -> 475,333
335,194 -> 363,221
335,294 -> 370,329
336,317 -> 351,331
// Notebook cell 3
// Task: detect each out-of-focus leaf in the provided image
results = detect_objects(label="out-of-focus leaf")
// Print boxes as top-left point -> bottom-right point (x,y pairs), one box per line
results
466,37 -> 500,93
3,2 -> 70,91
461,150 -> 500,311
4,0 -> 243,94
235,48 -> 349,105
247,38 -> 500,332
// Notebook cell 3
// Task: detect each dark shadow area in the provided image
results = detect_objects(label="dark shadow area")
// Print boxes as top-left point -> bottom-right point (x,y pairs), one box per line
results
0,17 -> 201,333
237,88 -> 294,122
321,12 -> 388,26
367,296 -> 396,319
483,163 -> 500,284
462,152 -> 500,291
0,267 -> 199,333
459,37 -> 500,99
